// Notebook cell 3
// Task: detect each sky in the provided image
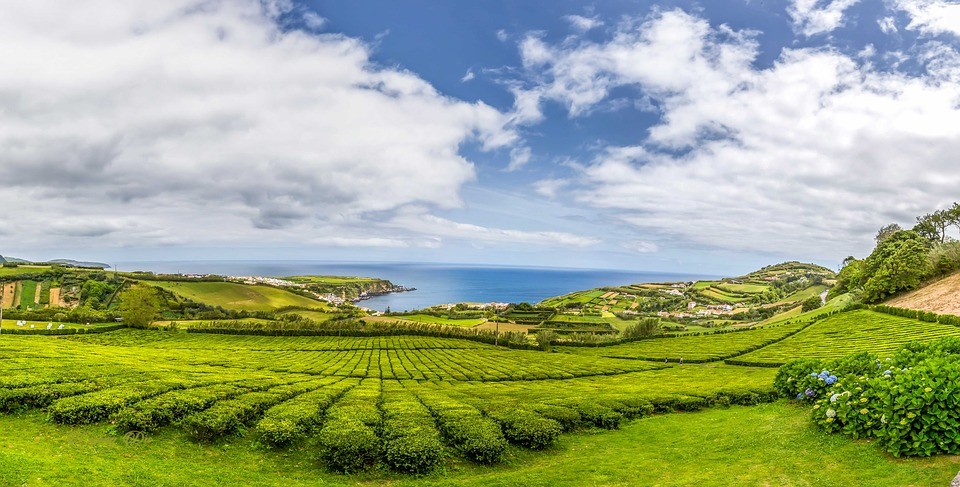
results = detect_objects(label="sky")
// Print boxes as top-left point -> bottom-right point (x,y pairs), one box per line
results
2,0 -> 960,274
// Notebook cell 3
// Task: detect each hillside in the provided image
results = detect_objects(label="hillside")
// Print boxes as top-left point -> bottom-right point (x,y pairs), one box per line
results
888,271 -> 960,315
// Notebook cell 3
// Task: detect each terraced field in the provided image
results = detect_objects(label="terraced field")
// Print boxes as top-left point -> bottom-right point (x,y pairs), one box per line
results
559,320 -> 810,362
733,310 -> 960,365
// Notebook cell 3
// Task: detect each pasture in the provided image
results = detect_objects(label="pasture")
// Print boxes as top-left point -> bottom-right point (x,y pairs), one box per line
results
146,281 -> 328,312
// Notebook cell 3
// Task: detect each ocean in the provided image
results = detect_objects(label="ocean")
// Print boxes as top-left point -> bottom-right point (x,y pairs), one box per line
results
115,261 -> 717,312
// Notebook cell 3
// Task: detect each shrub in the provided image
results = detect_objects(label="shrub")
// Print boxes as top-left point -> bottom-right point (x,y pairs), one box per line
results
774,358 -> 826,398
114,383 -> 247,432
804,338 -> 960,457
256,383 -> 351,448
48,379 -> 189,425
316,419 -> 380,472
488,409 -> 562,449
380,387 -> 445,474
533,405 -> 581,431
417,392 -> 507,464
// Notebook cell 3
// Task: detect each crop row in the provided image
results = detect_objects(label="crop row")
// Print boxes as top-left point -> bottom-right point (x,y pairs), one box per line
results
66,329 -> 490,351
560,320 -> 809,362
733,310 -> 960,365
181,378 -> 333,442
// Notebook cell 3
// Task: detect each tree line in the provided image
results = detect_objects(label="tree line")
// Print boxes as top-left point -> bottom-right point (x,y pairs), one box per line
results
833,203 -> 960,302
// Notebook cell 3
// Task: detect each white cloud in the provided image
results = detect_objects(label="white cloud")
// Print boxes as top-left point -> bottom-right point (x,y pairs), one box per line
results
0,1 -> 520,250
896,0 -> 960,37
302,11 -> 327,30
878,16 -> 899,34
506,146 -> 532,171
520,8 -> 960,260
564,15 -> 604,32
621,240 -> 659,253
389,210 -> 600,248
496,29 -> 509,42
788,0 -> 862,36
461,69 -> 476,82
533,179 -> 569,199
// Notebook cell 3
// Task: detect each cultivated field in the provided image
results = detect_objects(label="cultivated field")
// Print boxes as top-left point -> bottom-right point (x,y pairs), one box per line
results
733,310 -> 960,365
147,281 -> 328,312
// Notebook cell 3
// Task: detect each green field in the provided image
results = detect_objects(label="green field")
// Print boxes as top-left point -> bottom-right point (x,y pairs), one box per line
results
0,265 -> 51,277
3,401 -> 956,486
18,280 -> 39,309
0,320 -> 117,332
560,320 -> 809,362
285,275 -> 383,285
388,314 -> 486,327
735,309 -> 960,365
146,281 -> 327,312
4,293 -> 960,483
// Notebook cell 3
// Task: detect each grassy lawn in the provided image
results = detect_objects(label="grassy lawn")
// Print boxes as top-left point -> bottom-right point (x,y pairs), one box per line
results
145,281 -> 326,312
2,402 -> 956,487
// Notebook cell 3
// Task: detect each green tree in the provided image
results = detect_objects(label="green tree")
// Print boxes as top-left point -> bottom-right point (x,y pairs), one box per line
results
861,231 -> 930,302
119,286 -> 160,329
875,223 -> 903,244
801,296 -> 823,312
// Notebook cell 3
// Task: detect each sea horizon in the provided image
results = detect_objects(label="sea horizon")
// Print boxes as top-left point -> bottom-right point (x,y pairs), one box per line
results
114,260 -> 721,312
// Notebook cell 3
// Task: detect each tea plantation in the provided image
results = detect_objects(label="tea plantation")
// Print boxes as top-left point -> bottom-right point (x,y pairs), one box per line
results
2,305 -> 960,484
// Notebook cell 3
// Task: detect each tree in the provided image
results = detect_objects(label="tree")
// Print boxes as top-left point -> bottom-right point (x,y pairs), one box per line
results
801,295 -> 823,312
861,230 -> 930,302
875,223 -> 903,244
915,210 -> 950,245
119,285 -> 160,329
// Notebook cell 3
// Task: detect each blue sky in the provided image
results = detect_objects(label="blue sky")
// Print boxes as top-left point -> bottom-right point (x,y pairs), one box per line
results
2,0 -> 960,274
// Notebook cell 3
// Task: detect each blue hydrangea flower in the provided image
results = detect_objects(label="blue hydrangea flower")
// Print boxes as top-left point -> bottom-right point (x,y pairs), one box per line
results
810,373 -> 818,378
825,375 -> 837,385
805,388 -> 816,398
883,370 -> 892,375
797,392 -> 804,400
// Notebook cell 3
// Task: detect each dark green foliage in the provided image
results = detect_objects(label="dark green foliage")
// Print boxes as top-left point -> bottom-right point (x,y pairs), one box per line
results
256,381 -> 352,448
0,382 -> 105,412
380,384 -> 445,474
487,408 -> 562,449
801,296 -> 823,312
48,379 -> 190,425
417,391 -> 507,464
533,405 -> 581,431
861,231 -> 930,302
557,401 -> 622,429
181,391 -> 283,442
774,358 -> 826,398
316,419 -> 380,472
114,383 -> 249,432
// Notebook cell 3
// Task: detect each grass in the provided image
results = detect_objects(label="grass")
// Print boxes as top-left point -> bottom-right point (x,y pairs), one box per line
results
735,309 -> 960,365
2,402 -> 957,486
0,320 -> 117,331
284,275 -> 382,285
145,281 -> 326,312
388,314 -> 486,327
0,265 -> 51,277
18,280 -> 39,309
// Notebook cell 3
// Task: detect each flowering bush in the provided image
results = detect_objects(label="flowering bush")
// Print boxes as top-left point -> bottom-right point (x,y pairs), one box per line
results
782,338 -> 960,457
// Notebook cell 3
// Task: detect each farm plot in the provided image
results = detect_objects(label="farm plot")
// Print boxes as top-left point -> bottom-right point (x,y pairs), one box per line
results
733,310 -> 960,365
145,281 -> 326,312
559,320 -> 810,362
0,325 -> 785,474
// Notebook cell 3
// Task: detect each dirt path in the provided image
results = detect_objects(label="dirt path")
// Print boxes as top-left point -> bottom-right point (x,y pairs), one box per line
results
889,272 -> 960,315
34,282 -> 42,304
49,287 -> 61,307
0,282 -> 15,308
